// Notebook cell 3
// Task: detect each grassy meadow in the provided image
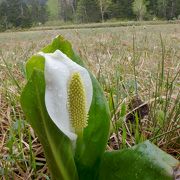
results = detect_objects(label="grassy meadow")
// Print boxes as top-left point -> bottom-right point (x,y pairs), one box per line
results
0,23 -> 180,179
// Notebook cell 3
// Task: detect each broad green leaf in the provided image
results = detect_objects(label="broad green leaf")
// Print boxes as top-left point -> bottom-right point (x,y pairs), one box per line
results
22,35 -> 110,180
43,36 -> 110,180
98,140 -> 179,180
21,70 -> 78,180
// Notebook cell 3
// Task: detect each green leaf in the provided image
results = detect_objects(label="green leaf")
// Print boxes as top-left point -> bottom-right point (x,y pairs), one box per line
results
42,35 -> 110,180
98,140 -> 179,180
26,55 -> 45,80
21,70 -> 78,180
22,35 -> 110,180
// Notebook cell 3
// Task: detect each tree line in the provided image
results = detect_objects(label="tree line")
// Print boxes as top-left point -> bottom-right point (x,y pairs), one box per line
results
0,0 -> 48,30
59,0 -> 180,22
0,0 -> 180,30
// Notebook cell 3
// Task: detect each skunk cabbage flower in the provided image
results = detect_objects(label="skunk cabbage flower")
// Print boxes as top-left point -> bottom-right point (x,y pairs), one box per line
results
39,50 -> 93,143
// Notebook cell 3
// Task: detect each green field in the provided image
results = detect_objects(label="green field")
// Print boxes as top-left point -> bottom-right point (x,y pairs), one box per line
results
0,23 -> 180,178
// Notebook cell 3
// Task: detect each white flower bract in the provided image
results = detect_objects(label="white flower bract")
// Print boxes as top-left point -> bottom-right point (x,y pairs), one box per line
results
38,50 -> 93,143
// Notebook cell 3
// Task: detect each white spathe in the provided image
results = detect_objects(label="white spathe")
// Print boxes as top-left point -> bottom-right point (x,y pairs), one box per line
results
38,50 -> 93,142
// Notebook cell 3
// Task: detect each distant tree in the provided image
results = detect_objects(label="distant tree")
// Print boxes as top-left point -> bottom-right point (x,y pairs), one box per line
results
28,0 -> 48,24
157,0 -> 167,18
108,0 -> 134,19
0,0 -> 49,30
147,0 -> 158,17
18,2 -> 32,27
38,2 -> 48,23
132,0 -> 147,20
107,0 -> 121,18
76,0 -> 87,22
1,0 -> 179,29
59,0 -> 74,21
176,0 -> 180,18
166,0 -> 175,19
122,0 -> 134,18
5,0 -> 32,27
0,1 -> 8,30
157,0 -> 180,19
47,0 -> 59,20
46,0 -> 75,22
28,0 -> 40,23
76,0 -> 101,23
97,0 -> 111,22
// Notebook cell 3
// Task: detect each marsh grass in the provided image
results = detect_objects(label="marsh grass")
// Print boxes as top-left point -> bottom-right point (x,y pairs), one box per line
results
0,23 -> 179,178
